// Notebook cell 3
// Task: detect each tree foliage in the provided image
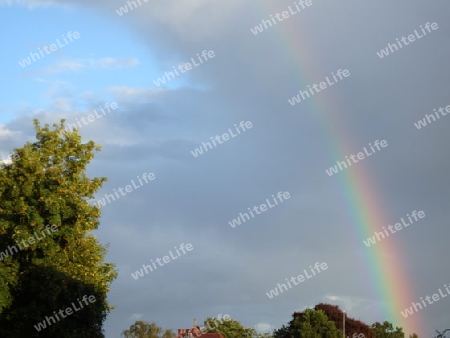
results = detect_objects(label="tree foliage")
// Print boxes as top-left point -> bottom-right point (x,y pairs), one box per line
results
314,303 -> 375,338
0,120 -> 117,337
273,308 -> 341,338
371,321 -> 404,338
121,320 -> 174,338
203,316 -> 257,338
256,333 -> 274,338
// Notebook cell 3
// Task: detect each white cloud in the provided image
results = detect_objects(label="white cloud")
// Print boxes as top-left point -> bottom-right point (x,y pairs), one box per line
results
129,313 -> 143,321
0,125 -> 21,140
254,322 -> 272,333
2,0 -> 245,40
145,0 -> 244,40
326,295 -> 341,301
43,57 -> 139,74
108,86 -> 165,101
324,295 -> 368,312
0,151 -> 13,165
44,60 -> 85,73
89,57 -> 139,69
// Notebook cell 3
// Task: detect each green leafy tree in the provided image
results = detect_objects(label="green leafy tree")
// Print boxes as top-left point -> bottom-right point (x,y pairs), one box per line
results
0,120 -> 117,337
295,309 -> 341,338
409,334 -> 419,338
274,308 -> 341,338
273,324 -> 290,338
203,316 -> 257,338
371,321 -> 404,338
121,320 -> 175,338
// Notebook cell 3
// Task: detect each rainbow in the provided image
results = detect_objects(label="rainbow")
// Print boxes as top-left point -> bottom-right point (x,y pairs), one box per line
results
255,1 -> 424,335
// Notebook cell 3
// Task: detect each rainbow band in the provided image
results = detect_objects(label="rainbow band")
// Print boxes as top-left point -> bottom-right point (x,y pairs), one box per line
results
255,1 -> 423,334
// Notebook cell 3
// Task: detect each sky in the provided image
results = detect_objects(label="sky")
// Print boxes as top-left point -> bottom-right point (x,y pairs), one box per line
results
1,0 -> 450,336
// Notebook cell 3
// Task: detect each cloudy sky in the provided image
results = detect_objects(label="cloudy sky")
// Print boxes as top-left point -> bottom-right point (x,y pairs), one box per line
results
1,0 -> 450,336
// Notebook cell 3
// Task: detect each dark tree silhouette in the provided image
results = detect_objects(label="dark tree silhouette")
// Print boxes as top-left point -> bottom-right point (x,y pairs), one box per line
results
314,303 -> 375,338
